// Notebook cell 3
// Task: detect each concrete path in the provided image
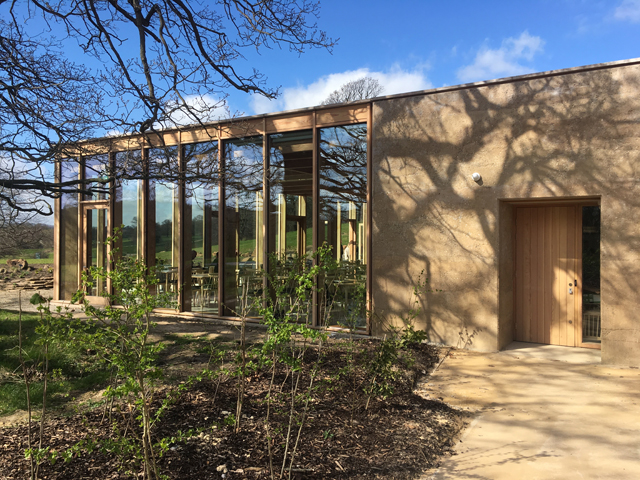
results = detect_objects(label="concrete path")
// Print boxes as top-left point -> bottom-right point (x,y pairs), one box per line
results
423,342 -> 640,479
0,288 -> 53,313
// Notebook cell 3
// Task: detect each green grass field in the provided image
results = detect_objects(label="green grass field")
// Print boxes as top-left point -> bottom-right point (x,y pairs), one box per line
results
0,311 -> 110,415
0,248 -> 54,265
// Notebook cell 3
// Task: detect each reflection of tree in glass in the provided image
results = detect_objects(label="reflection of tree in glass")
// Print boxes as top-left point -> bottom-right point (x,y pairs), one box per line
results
84,154 -> 110,200
115,150 -> 144,180
121,215 -> 138,257
149,146 -> 179,184
184,141 -> 220,190
319,124 -> 367,218
191,214 -> 204,245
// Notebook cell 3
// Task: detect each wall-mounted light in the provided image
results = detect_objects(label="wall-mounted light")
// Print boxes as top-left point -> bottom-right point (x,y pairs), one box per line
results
471,172 -> 482,182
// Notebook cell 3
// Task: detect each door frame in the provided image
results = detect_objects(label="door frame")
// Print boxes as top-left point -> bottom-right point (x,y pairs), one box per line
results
81,202 -> 111,305
509,197 -> 601,349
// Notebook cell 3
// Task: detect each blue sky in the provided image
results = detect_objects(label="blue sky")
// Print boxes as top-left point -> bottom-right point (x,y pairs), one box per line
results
7,1 -> 640,120
234,0 -> 640,115
7,0 -> 640,225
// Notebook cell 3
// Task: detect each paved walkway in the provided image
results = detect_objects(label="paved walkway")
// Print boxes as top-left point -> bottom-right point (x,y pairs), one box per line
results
423,342 -> 640,479
0,289 -> 54,313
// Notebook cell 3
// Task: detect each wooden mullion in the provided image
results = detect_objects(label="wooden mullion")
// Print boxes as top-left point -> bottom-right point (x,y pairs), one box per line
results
141,147 -> 150,265
218,127 -> 226,316
77,156 -> 84,294
366,103 -> 373,335
262,121 -> 269,311
53,160 -> 61,300
107,152 -> 116,297
312,111 -> 319,328
178,141 -> 186,312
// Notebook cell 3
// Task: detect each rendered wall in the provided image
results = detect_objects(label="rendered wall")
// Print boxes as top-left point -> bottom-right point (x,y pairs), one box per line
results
371,60 -> 640,366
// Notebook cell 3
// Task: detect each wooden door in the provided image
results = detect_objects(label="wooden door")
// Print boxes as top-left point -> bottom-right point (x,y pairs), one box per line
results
515,206 -> 580,346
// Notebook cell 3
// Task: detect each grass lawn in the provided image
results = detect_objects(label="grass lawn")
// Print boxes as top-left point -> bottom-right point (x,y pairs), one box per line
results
0,258 -> 54,265
0,247 -> 54,266
0,310 -> 110,416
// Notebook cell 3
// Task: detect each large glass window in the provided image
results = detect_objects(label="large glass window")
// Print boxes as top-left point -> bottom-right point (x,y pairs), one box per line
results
60,118 -> 369,324
184,141 -> 220,313
223,137 -> 263,317
149,146 -> 180,302
319,124 -> 368,329
59,160 -> 79,300
269,130 -> 313,259
114,150 -> 143,260
268,130 -> 314,321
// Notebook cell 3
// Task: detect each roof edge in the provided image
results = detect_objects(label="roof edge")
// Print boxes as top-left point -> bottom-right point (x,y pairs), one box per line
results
365,56 -> 640,105
88,56 -> 640,144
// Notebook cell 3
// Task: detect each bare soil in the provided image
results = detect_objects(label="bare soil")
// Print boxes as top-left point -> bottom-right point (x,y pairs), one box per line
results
0,322 -> 467,480
0,289 -> 467,479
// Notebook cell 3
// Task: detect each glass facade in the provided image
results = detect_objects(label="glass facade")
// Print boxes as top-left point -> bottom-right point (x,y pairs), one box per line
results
56,120 -> 369,330
223,137 -> 264,317
184,141 -> 220,313
268,130 -> 314,321
114,150 -> 143,260
149,146 -> 180,302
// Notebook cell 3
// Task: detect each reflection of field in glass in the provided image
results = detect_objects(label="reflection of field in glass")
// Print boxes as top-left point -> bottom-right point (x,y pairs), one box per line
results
122,228 -> 315,264
121,235 -> 137,258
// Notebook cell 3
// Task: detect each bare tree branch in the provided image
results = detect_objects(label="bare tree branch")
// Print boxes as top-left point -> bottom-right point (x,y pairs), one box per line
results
0,0 -> 335,215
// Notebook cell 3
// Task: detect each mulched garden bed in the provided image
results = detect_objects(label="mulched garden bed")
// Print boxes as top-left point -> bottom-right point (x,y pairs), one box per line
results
0,341 -> 466,479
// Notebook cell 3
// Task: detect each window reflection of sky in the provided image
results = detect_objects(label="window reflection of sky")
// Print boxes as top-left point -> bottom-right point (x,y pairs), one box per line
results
150,147 -> 179,224
225,138 -> 263,205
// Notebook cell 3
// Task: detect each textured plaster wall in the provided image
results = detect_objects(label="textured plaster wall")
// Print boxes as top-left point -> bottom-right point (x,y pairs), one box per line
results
371,62 -> 640,365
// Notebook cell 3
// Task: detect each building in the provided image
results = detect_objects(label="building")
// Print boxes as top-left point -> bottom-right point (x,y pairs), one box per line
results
54,58 -> 640,367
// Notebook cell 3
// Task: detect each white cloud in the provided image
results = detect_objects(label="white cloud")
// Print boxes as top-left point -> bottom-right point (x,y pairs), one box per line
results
163,94 -> 228,127
614,0 -> 640,22
251,66 -> 432,114
457,31 -> 544,83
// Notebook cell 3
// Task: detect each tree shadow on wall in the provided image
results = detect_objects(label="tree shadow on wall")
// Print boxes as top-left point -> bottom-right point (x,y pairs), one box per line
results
372,69 -> 640,346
